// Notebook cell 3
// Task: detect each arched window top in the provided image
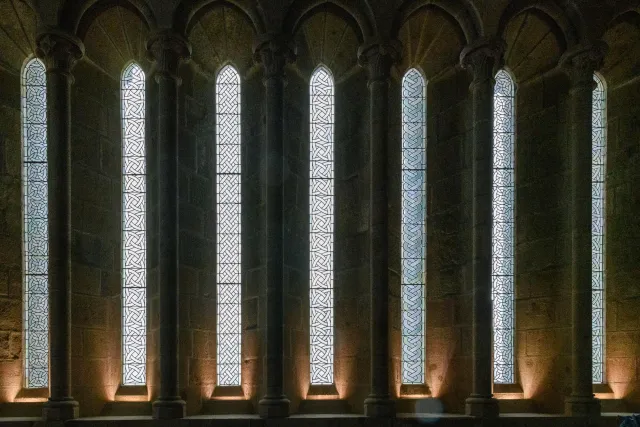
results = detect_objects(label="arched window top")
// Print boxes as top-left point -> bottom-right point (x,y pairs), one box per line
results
122,62 -> 145,90
402,68 -> 426,96
494,69 -> 515,98
23,58 -> 46,85
311,65 -> 333,91
217,64 -> 240,85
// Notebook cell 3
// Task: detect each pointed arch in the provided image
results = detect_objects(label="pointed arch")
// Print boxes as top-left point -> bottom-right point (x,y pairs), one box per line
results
592,72 -> 607,384
492,68 -> 516,385
216,64 -> 242,387
121,61 -> 147,386
400,67 -> 427,385
309,64 -> 335,385
22,57 -> 49,389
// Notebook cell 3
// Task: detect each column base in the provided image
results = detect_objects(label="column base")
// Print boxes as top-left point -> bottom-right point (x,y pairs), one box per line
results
565,395 -> 601,416
42,398 -> 79,421
258,395 -> 290,418
152,397 -> 186,419
364,395 -> 395,417
465,395 -> 499,417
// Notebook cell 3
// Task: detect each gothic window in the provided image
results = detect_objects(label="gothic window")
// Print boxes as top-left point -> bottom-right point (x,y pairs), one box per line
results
121,63 -> 147,386
309,65 -> 334,385
492,69 -> 516,385
401,68 -> 426,385
592,73 -> 606,384
22,57 -> 49,388
216,65 -> 242,386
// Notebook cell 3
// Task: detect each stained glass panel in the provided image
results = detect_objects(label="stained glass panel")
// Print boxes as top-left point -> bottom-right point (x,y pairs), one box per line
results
401,68 -> 426,385
492,69 -> 515,384
22,58 -> 49,389
216,65 -> 242,386
310,66 -> 334,385
592,73 -> 606,384
121,63 -> 146,386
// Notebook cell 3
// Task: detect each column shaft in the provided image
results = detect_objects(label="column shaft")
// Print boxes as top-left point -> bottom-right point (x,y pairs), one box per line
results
358,41 -> 400,418
253,35 -> 294,418
560,42 -> 607,417
36,30 -> 83,421
264,75 -> 285,399
147,31 -> 190,420
157,73 -> 180,401
460,39 -> 504,418
369,78 -> 390,399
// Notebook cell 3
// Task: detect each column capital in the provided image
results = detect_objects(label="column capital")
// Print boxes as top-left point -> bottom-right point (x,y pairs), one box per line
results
559,41 -> 608,89
460,38 -> 505,86
36,28 -> 84,78
146,30 -> 192,82
253,33 -> 296,80
357,40 -> 402,83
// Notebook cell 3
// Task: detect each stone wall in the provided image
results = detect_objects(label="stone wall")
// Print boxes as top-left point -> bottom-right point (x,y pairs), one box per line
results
68,58 -> 123,416
0,66 -> 23,401
514,70 -> 572,412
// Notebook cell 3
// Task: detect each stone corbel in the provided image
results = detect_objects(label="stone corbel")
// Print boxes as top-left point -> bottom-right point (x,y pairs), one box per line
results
146,30 -> 192,83
357,39 -> 402,83
252,33 -> 296,80
559,41 -> 608,90
460,37 -> 506,87
35,28 -> 85,78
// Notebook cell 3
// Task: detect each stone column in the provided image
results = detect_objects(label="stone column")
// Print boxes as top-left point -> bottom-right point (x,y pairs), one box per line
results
357,40 -> 400,418
146,30 -> 191,420
35,29 -> 84,421
559,42 -> 607,417
459,38 -> 504,418
253,33 -> 295,419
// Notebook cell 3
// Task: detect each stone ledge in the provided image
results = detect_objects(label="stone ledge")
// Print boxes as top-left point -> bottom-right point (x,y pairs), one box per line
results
0,414 -> 629,427
0,402 -> 44,418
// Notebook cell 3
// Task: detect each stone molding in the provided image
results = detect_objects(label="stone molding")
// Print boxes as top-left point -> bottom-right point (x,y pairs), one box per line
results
35,28 -> 85,79
460,38 -> 506,87
560,41 -> 608,90
146,30 -> 192,82
357,40 -> 402,83
253,33 -> 296,80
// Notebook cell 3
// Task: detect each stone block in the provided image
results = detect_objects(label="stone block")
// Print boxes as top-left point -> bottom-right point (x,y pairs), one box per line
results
72,294 -> 108,328
72,262 -> 101,296
0,298 -> 20,331
193,329 -> 215,360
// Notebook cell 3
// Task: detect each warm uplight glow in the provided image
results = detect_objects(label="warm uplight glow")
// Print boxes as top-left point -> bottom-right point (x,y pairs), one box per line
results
13,396 -> 47,403
493,392 -> 524,400
114,393 -> 149,402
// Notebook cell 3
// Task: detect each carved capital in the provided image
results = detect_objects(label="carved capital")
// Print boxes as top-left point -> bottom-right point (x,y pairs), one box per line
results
146,30 -> 192,82
460,38 -> 506,87
357,40 -> 402,83
559,41 -> 608,90
36,29 -> 84,78
253,33 -> 296,80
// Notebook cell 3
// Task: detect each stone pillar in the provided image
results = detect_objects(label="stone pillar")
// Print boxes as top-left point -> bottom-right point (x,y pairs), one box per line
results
146,30 -> 191,420
559,42 -> 607,417
35,29 -> 84,421
253,33 -> 295,419
357,40 -> 400,418
459,38 -> 504,418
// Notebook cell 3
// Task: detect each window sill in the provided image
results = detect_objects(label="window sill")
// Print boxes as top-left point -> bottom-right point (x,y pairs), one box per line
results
114,385 -> 148,402
0,389 -> 47,417
203,386 -> 252,414
299,384 -> 349,414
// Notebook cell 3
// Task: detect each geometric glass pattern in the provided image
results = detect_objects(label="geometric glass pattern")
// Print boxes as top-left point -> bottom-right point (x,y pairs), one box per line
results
592,73 -> 606,384
401,68 -> 426,385
121,63 -> 146,386
22,58 -> 49,389
309,65 -> 334,385
216,65 -> 242,386
492,69 -> 516,384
